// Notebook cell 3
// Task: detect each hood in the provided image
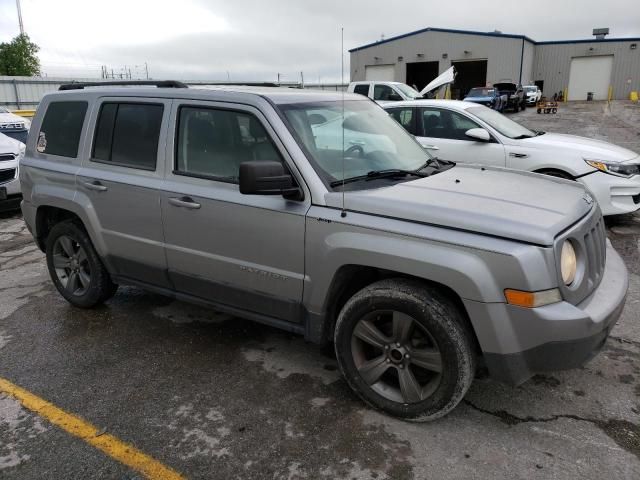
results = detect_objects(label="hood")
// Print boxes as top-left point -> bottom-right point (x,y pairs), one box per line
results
0,132 -> 22,154
522,132 -> 639,163
420,67 -> 456,96
326,165 -> 592,246
0,111 -> 30,129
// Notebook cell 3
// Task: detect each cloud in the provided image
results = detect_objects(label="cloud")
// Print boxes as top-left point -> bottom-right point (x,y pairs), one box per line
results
0,0 -> 638,81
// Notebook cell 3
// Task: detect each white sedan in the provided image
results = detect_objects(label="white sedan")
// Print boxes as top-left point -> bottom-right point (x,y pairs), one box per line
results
384,100 -> 640,215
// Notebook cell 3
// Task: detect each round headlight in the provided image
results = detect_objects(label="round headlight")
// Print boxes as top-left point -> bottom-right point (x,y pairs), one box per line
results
561,241 -> 577,285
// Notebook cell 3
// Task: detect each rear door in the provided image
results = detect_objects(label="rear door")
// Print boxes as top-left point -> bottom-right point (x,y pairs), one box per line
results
76,98 -> 171,287
415,106 -> 506,166
160,100 -> 309,323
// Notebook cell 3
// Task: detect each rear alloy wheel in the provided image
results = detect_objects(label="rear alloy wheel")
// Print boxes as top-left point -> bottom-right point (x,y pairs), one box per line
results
334,279 -> 475,421
46,221 -> 118,308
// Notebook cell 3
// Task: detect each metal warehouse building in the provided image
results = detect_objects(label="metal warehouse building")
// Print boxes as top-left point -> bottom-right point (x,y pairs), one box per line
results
349,27 -> 640,101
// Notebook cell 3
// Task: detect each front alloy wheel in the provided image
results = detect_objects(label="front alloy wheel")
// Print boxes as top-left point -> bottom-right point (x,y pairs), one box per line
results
352,310 -> 443,404
334,279 -> 476,421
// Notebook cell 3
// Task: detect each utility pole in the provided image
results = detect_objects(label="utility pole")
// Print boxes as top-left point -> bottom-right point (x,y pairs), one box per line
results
16,0 -> 24,35
145,62 -> 149,80
300,71 -> 304,88
277,73 -> 280,85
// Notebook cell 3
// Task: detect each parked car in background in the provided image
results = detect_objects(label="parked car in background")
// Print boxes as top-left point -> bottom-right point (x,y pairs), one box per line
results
384,100 -> 640,215
0,106 -> 30,144
494,82 -> 526,112
524,85 -> 542,105
463,87 -> 507,111
20,82 -> 628,421
0,132 -> 24,211
348,81 -> 423,103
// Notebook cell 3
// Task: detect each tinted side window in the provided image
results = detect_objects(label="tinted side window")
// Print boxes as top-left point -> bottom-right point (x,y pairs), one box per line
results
449,111 -> 480,139
92,103 -> 163,170
373,84 -> 394,101
353,84 -> 370,96
387,107 -> 415,134
39,101 -> 88,157
420,108 -> 481,140
175,107 -> 282,183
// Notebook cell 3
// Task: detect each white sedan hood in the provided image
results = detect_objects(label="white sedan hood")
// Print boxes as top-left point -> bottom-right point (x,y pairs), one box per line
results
522,132 -> 639,163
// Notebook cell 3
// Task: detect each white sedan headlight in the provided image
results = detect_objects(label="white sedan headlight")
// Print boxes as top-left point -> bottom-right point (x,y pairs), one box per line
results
585,159 -> 640,178
560,240 -> 577,285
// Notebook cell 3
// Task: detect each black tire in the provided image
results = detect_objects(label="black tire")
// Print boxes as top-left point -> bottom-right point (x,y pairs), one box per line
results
537,108 -> 541,114
334,279 -> 476,421
552,108 -> 557,114
45,221 -> 118,308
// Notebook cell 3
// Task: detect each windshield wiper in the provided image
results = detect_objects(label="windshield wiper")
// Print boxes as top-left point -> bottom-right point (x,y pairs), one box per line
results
330,169 -> 427,188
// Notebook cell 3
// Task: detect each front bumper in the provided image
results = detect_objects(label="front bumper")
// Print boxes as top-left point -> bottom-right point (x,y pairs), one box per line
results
525,96 -> 537,104
579,171 -> 640,216
464,240 -> 628,385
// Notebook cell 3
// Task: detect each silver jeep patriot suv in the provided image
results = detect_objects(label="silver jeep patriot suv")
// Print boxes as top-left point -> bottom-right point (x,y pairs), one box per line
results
20,81 -> 628,421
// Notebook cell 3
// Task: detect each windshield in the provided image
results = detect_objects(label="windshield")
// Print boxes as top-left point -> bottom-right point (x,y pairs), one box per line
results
467,88 -> 494,97
467,105 -> 536,139
395,84 -> 422,99
524,86 -> 537,92
279,100 -> 434,188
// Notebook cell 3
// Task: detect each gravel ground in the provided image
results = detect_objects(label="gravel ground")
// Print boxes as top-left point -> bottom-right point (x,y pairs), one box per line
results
1,101 -> 639,479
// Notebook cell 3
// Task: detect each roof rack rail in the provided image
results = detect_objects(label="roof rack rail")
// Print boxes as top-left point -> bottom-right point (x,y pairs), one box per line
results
58,80 -> 188,91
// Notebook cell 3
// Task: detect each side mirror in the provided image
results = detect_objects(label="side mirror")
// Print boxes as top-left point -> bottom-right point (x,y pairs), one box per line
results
239,161 -> 301,198
465,128 -> 491,142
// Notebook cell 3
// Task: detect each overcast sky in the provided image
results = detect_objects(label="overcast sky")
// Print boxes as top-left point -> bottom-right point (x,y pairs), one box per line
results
1,0 -> 639,81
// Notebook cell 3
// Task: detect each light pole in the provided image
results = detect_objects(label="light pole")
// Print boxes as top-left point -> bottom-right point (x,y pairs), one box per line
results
16,0 -> 24,35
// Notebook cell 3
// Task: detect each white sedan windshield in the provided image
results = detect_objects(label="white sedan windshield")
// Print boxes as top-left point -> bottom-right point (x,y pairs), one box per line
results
466,106 -> 536,139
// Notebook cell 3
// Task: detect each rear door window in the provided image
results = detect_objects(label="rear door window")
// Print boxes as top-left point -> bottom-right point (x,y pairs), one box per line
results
92,102 -> 164,170
38,101 -> 88,158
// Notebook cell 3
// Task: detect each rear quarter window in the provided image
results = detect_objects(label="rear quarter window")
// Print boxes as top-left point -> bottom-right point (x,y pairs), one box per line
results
38,101 -> 88,158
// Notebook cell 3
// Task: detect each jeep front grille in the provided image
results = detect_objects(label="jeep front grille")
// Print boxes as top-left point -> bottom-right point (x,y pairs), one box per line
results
555,207 -> 607,305
0,168 -> 16,184
0,154 -> 16,162
582,217 -> 607,291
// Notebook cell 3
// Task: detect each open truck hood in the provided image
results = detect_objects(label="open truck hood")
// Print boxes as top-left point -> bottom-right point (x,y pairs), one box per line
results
326,164 -> 593,246
420,67 -> 456,96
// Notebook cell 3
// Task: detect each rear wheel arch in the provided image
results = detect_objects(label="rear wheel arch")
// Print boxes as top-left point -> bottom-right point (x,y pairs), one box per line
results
35,206 -> 83,251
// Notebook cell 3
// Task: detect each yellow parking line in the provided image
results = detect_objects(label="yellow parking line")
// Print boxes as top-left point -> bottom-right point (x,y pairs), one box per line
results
0,377 -> 185,480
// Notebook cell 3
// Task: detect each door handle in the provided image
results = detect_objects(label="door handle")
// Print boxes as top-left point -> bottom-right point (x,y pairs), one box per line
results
422,144 -> 439,150
509,152 -> 529,158
82,180 -> 108,192
168,196 -> 201,209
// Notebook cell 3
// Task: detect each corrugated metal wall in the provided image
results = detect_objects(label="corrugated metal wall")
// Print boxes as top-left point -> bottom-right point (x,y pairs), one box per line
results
533,41 -> 640,100
0,77 -> 348,109
0,76 -> 99,109
350,31 -> 532,86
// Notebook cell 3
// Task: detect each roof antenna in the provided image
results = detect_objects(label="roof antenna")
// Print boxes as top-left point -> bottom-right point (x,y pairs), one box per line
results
340,27 -> 347,218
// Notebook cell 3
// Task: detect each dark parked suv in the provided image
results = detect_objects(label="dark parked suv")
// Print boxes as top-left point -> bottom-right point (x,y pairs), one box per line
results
494,82 -> 526,112
19,81 -> 628,421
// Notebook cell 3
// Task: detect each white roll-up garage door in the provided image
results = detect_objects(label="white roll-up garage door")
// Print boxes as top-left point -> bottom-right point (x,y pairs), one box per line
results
567,56 -> 613,101
365,64 -> 395,81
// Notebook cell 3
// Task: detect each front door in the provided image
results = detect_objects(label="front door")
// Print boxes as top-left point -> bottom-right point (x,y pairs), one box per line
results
161,101 -> 309,323
415,106 -> 506,167
76,98 -> 171,287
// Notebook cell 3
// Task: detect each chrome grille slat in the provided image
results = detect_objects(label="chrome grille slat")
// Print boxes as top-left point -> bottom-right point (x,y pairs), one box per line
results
0,168 -> 16,184
0,154 -> 16,162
